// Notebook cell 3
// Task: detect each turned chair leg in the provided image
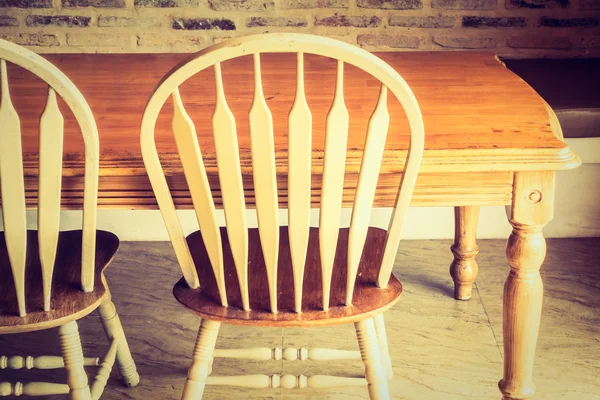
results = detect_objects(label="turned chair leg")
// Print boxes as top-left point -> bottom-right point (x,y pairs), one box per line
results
59,321 -> 92,400
450,206 -> 480,300
98,295 -> 140,387
181,319 -> 221,400
355,318 -> 390,400
373,313 -> 393,380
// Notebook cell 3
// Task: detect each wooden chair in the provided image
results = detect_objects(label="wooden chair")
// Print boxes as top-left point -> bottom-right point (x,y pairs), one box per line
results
140,33 -> 424,399
0,38 -> 139,398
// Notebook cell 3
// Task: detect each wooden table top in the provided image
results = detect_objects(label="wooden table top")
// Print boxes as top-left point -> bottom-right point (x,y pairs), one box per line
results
7,51 -> 579,209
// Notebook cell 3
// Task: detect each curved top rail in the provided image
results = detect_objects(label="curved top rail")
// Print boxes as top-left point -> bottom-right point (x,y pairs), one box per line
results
0,38 -> 99,150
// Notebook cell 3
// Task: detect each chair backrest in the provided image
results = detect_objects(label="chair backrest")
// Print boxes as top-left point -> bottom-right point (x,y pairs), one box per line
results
141,33 -> 424,314
0,38 -> 99,317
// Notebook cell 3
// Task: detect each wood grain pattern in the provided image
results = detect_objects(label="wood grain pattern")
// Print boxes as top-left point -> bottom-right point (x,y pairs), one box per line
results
174,226 -> 402,327
15,171 -> 515,209
249,53 -> 280,314
6,52 -> 579,210
0,58 -> 27,318
172,88 -> 227,307
37,87 -> 64,312
0,230 -> 118,334
288,52 -> 312,313
319,60 -> 349,312
212,62 -> 249,311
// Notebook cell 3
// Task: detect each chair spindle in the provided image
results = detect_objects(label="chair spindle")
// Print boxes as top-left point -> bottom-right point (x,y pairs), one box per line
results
212,62 -> 250,311
288,52 -> 312,313
249,53 -> 279,313
172,87 -> 227,307
38,87 -> 64,311
346,85 -> 390,305
319,60 -> 349,311
0,59 -> 27,317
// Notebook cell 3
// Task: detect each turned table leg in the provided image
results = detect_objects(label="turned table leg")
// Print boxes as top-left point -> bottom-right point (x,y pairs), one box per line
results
499,171 -> 554,400
450,206 -> 480,300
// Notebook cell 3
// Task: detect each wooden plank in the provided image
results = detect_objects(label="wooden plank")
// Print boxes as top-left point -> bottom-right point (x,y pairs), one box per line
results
347,85 -> 390,305
0,59 -> 27,317
37,87 -> 64,311
319,60 -> 349,311
288,52 -> 312,313
249,53 -> 279,314
172,87 -> 227,307
212,62 -> 249,311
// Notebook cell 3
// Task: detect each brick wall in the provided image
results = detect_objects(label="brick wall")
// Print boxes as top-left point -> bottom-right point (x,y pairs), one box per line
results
0,0 -> 598,57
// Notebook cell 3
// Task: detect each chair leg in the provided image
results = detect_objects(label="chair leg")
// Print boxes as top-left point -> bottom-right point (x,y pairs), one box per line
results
59,321 -> 92,400
355,318 -> 390,400
98,296 -> 140,387
181,319 -> 221,400
373,313 -> 393,380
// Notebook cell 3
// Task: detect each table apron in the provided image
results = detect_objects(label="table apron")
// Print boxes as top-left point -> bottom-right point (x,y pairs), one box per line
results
16,171 -> 513,209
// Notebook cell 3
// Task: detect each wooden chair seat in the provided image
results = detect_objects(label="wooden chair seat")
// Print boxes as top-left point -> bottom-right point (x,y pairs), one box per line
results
0,230 -> 119,334
174,226 -> 403,327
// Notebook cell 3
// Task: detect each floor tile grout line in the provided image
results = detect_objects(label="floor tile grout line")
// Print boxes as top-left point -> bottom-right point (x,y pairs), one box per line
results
475,282 -> 504,361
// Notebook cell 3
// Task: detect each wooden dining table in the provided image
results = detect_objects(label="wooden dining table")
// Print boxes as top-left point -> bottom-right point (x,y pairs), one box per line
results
7,50 -> 580,400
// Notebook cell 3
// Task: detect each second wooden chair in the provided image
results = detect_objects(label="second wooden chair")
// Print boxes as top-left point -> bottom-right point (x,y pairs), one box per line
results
0,38 -> 139,399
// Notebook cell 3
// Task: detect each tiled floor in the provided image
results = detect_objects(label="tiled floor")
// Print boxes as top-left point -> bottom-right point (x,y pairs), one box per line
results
1,238 -> 599,399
